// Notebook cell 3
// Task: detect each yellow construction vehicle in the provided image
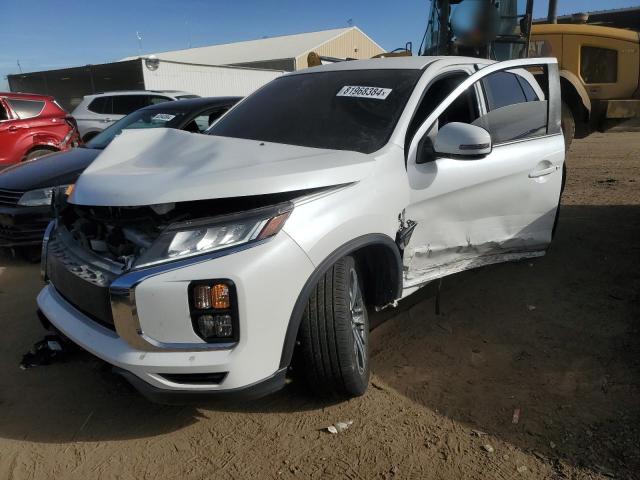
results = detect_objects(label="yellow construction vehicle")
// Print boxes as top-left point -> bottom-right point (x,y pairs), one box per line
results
419,0 -> 640,145
307,2 -> 639,145
530,22 -> 640,136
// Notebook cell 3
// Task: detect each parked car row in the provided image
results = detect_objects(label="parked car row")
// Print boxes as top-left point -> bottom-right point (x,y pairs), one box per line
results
0,90 -> 200,169
72,90 -> 199,142
0,96 -> 239,250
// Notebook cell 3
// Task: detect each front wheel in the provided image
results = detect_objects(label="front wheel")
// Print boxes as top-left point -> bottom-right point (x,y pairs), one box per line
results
297,255 -> 370,398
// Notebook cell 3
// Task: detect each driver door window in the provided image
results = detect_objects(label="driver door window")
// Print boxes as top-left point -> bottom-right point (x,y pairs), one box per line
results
405,72 -> 476,154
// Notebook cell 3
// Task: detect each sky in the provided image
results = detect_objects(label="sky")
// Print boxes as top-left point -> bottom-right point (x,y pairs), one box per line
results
2,0 -> 638,90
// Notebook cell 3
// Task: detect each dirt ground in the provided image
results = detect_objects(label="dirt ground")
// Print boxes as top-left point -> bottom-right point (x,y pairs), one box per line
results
0,132 -> 638,480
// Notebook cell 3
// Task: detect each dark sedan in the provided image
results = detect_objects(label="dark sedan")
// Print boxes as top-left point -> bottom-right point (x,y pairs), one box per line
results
0,96 -> 241,250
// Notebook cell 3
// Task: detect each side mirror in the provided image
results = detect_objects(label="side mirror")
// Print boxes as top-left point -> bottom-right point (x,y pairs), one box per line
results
433,122 -> 492,158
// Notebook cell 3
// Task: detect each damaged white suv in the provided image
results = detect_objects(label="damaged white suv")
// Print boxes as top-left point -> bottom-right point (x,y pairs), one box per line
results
38,56 -> 565,402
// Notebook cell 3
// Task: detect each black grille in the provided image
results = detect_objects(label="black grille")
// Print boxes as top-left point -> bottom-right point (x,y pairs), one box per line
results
47,234 -> 117,328
0,222 -> 47,246
0,189 -> 24,207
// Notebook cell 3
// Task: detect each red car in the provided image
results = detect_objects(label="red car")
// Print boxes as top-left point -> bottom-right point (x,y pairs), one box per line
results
0,92 -> 80,168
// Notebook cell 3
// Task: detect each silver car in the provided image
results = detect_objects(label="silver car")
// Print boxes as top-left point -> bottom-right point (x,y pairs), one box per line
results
71,90 -> 198,142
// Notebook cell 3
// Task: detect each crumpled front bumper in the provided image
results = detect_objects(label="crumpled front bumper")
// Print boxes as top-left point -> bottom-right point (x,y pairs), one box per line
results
37,230 -> 315,401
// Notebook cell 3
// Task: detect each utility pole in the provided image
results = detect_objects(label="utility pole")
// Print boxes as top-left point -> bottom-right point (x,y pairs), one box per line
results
547,0 -> 558,23
185,17 -> 192,48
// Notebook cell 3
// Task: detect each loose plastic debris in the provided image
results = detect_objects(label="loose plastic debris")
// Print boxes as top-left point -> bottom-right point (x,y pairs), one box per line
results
512,408 -> 521,424
517,465 -> 528,473
20,334 -> 72,369
527,305 -> 536,311
326,420 -> 353,434
483,444 -> 495,453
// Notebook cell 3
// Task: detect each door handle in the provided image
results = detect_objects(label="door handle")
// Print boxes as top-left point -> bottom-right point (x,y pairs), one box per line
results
529,165 -> 558,178
101,118 -> 113,123
8,125 -> 18,132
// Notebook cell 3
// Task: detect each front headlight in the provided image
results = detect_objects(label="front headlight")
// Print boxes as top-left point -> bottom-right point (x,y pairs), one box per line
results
134,203 -> 292,268
18,185 -> 69,207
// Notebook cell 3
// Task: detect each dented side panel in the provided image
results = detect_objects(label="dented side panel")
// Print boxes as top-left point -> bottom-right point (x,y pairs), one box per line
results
404,134 -> 564,288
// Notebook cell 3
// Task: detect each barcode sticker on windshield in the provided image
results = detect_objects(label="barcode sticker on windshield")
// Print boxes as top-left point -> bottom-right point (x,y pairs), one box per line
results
337,86 -> 392,100
152,113 -> 176,122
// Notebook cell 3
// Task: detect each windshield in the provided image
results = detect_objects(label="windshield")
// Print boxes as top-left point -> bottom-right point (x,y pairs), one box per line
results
86,108 -> 187,149
208,69 -> 421,154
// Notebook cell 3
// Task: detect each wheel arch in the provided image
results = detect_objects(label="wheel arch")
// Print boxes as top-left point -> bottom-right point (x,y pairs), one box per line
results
559,71 -> 591,138
279,233 -> 402,369
23,144 -> 59,160
82,131 -> 100,142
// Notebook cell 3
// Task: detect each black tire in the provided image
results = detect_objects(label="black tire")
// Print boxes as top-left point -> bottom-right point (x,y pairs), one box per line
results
297,255 -> 370,398
24,149 -> 54,161
561,102 -> 575,150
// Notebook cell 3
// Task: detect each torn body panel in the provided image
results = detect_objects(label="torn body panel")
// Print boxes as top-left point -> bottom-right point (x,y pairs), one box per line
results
403,243 -> 546,288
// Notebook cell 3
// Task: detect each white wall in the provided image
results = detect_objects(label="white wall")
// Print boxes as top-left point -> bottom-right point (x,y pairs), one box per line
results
141,59 -> 283,97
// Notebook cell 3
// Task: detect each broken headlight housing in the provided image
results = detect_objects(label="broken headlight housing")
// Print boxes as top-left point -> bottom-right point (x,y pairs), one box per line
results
18,185 -> 69,206
134,203 -> 292,268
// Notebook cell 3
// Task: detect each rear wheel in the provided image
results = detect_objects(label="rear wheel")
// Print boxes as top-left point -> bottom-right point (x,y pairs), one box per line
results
297,255 -> 370,398
561,102 -> 575,150
24,149 -> 55,161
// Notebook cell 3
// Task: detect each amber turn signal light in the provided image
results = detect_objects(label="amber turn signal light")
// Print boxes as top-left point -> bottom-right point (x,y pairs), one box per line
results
211,283 -> 230,309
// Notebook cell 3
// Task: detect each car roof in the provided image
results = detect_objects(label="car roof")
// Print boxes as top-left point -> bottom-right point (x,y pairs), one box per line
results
286,56 -> 494,75
85,90 -> 194,98
0,92 -> 53,101
138,96 -> 242,112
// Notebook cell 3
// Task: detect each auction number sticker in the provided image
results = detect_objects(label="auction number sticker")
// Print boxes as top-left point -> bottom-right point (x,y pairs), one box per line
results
337,86 -> 392,100
152,113 -> 176,122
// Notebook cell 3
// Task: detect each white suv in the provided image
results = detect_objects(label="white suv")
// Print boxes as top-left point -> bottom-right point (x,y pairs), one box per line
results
71,90 -> 198,142
38,56 -> 565,403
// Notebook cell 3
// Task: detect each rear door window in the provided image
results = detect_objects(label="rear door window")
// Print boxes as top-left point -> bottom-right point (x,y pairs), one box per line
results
112,95 -> 148,115
148,96 -> 172,105
481,71 -> 527,110
0,102 -> 8,121
475,70 -> 547,144
6,99 -> 46,119
88,97 -> 111,114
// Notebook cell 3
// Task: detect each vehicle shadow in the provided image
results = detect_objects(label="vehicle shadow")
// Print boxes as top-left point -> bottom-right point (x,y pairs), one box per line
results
370,204 -> 640,478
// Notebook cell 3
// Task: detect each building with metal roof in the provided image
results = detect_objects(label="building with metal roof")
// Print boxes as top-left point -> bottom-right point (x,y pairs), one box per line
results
122,27 -> 385,71
9,26 -> 386,110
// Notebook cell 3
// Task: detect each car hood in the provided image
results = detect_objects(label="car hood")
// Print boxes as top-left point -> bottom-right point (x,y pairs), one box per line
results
0,148 -> 100,191
72,128 -> 374,206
